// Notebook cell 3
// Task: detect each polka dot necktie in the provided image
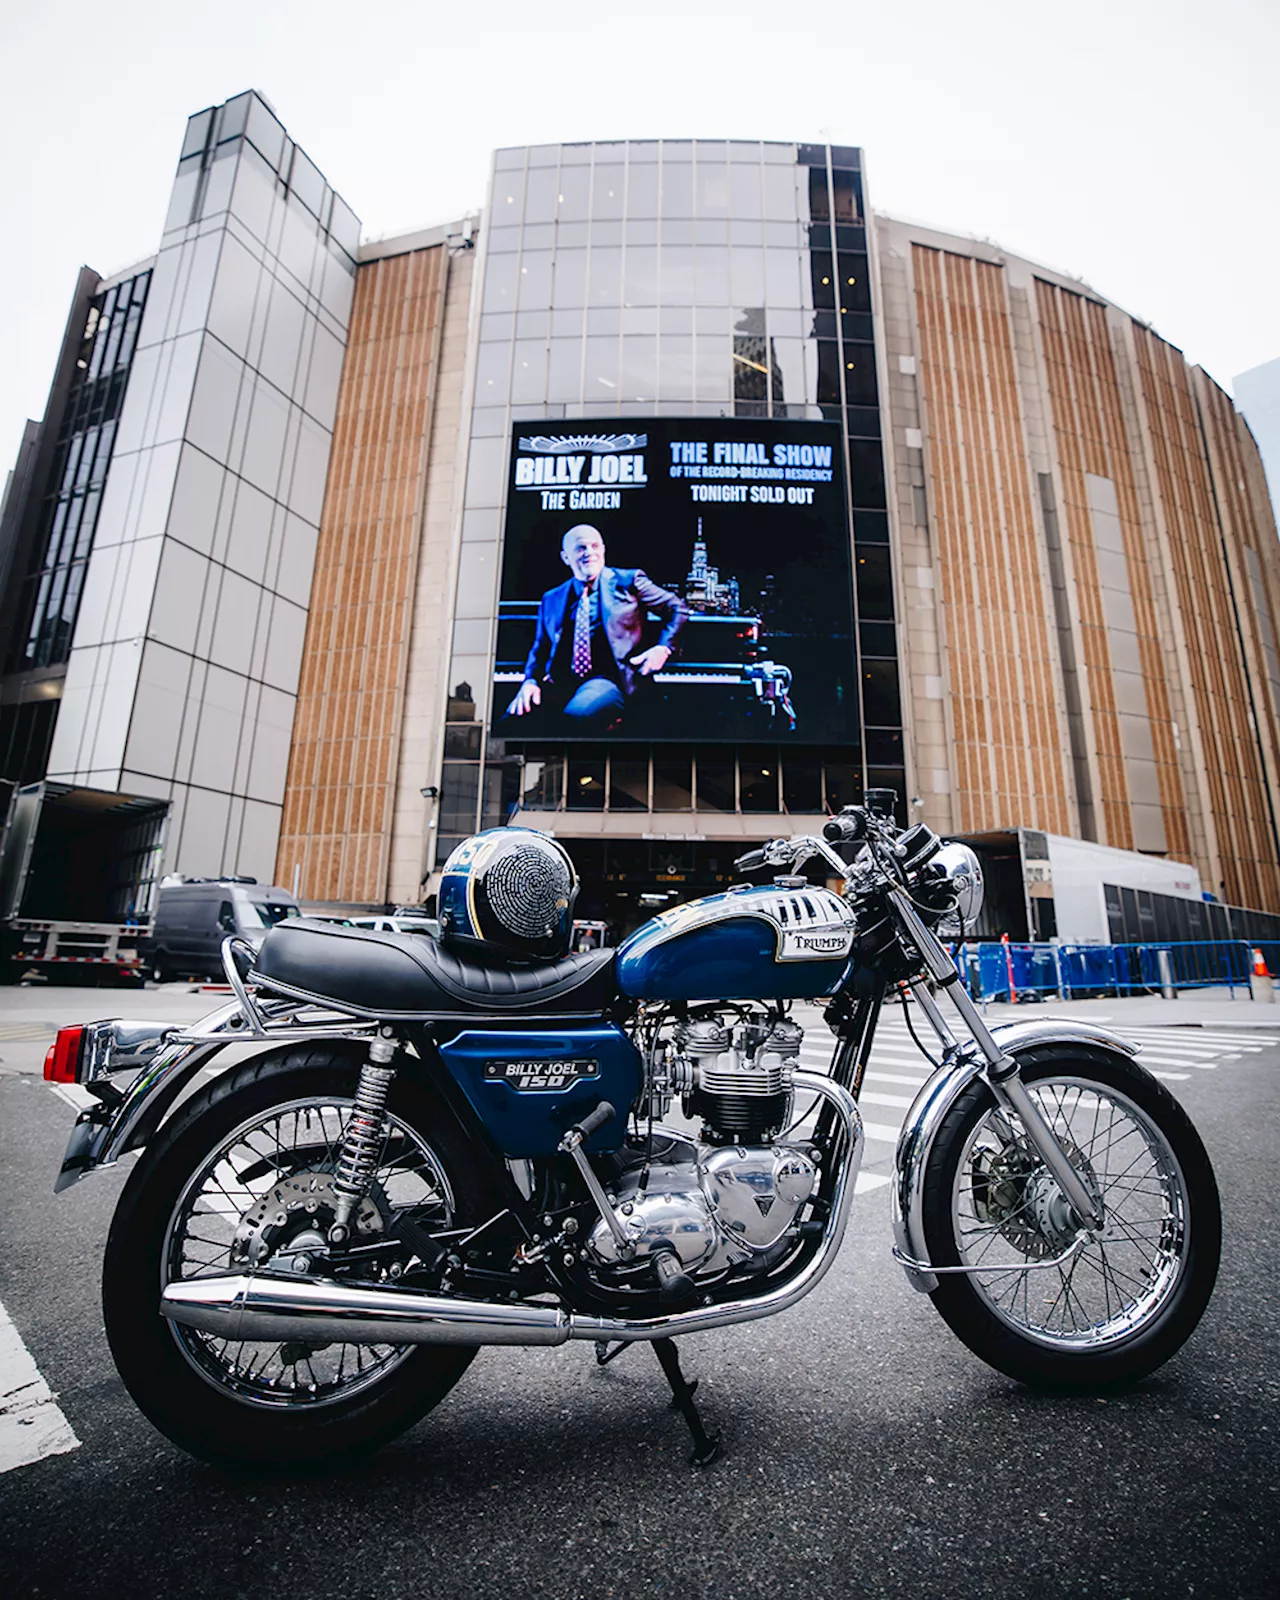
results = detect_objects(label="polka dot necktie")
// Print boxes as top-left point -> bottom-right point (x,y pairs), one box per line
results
572,582 -> 593,678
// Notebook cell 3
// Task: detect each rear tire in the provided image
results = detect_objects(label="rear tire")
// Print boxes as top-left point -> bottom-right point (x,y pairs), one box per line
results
103,1046 -> 492,1468
921,1046 -> 1220,1390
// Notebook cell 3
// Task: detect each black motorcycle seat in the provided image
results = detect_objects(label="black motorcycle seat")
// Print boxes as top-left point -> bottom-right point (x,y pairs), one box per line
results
251,918 -> 618,1018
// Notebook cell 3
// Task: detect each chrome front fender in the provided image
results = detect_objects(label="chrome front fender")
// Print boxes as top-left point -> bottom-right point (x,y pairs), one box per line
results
890,1019 -> 1140,1293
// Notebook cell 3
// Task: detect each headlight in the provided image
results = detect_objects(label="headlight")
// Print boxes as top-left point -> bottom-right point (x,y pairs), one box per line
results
926,843 -> 984,936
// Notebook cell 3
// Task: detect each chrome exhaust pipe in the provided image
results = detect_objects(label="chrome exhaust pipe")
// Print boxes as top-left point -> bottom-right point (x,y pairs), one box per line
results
161,1071 -> 861,1350
161,1273 -> 571,1347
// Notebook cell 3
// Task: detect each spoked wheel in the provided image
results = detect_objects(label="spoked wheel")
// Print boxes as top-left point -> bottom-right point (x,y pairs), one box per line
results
921,1046 -> 1220,1389
103,1046 -> 491,1467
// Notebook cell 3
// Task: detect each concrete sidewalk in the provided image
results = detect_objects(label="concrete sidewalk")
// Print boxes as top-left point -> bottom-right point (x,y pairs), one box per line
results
974,989 -> 1280,1030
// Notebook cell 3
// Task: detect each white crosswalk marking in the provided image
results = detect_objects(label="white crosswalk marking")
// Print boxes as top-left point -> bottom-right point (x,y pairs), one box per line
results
0,1297 -> 80,1474
789,1014 -> 1258,1169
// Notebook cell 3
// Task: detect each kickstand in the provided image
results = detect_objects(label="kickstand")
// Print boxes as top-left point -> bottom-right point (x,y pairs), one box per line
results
652,1337 -> 721,1466
594,1339 -> 629,1367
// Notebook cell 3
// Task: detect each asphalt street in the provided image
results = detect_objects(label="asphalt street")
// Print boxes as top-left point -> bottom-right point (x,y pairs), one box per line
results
0,986 -> 1277,1599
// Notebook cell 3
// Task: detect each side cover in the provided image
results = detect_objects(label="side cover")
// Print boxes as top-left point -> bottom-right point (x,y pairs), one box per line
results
436,1024 -> 643,1157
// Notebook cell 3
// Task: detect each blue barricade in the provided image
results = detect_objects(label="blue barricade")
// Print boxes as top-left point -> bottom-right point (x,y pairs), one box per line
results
954,940 -> 1265,1002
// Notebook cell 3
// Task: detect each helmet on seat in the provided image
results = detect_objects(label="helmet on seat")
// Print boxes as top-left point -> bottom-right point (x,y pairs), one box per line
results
437,829 -> 579,962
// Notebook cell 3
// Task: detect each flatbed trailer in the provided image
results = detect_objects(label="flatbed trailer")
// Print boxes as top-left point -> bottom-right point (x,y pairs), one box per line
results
0,782 -> 169,985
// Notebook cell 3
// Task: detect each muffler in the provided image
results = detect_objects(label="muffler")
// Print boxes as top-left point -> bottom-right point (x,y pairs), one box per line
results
161,1070 -> 863,1350
161,1273 -> 571,1347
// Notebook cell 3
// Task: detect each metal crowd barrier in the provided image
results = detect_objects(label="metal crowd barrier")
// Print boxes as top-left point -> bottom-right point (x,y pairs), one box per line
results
953,939 -> 1278,1003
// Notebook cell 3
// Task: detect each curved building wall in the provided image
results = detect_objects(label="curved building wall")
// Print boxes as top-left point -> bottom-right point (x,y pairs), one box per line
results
266,137 -> 1280,922
876,214 -> 1280,911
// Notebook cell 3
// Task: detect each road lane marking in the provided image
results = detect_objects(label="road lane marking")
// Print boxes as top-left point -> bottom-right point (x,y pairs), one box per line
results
860,1120 -> 903,1146
858,1090 -> 917,1110
0,1297 -> 80,1474
854,1172 -> 892,1194
45,1082 -> 95,1112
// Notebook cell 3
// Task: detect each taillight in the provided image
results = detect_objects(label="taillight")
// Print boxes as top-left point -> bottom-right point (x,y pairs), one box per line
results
44,1025 -> 86,1084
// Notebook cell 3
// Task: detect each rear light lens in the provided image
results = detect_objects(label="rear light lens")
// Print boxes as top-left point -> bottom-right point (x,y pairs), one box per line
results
44,1025 -> 86,1084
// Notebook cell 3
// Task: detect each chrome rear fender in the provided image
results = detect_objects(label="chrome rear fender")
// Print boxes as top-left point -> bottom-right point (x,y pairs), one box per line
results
890,1019 -> 1140,1293
55,1000 -> 374,1192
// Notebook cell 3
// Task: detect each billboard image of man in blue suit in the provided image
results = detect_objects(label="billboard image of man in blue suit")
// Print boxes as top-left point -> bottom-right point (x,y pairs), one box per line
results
504,524 -> 688,730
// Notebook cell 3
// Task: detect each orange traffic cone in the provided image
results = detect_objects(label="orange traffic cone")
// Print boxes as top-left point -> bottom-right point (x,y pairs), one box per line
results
1250,948 -> 1274,1004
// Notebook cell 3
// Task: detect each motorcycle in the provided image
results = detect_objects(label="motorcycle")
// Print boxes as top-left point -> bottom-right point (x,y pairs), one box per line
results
46,794 -> 1220,1467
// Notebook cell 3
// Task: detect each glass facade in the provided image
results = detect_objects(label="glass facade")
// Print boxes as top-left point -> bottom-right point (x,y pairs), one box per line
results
4,270 -> 150,677
437,140 -> 904,896
43,91 -> 358,883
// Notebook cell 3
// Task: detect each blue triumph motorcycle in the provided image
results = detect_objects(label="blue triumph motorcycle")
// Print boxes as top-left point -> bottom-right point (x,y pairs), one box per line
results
48,796 -> 1220,1467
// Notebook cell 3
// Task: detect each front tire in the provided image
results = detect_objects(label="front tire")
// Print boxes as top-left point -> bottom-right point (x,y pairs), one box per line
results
103,1045 -> 491,1468
921,1046 -> 1220,1390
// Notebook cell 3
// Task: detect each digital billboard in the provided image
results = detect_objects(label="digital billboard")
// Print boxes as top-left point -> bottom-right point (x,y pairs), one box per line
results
491,418 -> 857,743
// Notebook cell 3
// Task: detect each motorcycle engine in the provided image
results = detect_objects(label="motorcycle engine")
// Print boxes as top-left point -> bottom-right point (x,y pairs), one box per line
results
583,1012 -> 818,1284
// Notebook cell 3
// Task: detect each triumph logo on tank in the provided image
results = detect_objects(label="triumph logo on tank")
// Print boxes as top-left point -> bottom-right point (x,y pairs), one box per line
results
778,929 -> 855,961
484,1058 -> 601,1090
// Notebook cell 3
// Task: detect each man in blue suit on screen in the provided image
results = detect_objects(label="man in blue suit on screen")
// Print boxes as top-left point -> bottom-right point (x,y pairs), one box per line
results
506,524 -> 687,729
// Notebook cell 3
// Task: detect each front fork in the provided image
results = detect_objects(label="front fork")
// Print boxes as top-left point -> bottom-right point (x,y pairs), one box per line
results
887,889 -> 1103,1231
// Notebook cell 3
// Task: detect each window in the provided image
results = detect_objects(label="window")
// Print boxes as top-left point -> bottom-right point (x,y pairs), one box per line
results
783,751 -> 822,813
739,747 -> 780,812
696,760 -> 735,811
808,166 -> 830,222
609,749 -> 649,810
653,749 -> 692,810
816,340 -> 842,406
831,169 -> 862,224
855,546 -> 894,621
823,756 -> 862,812
567,754 -> 606,809
861,661 -> 902,726
5,268 -> 151,674
837,253 -> 871,314
843,346 -> 878,409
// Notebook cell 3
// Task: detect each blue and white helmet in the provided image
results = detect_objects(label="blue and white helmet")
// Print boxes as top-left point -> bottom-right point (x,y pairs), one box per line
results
437,829 -> 579,962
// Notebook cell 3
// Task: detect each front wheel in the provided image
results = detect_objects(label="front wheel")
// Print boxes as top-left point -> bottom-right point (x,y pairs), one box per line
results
103,1045 -> 492,1467
921,1046 -> 1220,1389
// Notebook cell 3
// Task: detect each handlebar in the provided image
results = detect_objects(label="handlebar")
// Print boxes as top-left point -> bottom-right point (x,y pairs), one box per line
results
733,847 -> 769,873
823,809 -> 868,845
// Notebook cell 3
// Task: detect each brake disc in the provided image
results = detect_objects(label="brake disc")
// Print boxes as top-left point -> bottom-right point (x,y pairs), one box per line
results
231,1171 -> 384,1268
970,1136 -> 1099,1260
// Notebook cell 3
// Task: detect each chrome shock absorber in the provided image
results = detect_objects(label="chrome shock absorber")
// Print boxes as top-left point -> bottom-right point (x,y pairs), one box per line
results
328,1033 -> 397,1245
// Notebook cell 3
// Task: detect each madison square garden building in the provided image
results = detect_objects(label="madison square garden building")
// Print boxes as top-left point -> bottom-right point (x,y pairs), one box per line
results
4,91 -> 1280,937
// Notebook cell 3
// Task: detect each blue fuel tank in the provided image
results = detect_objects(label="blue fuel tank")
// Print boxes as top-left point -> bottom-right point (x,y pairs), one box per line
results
617,885 -> 858,1003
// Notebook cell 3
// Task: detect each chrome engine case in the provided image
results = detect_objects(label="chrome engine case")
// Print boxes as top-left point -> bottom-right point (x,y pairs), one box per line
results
584,1130 -> 818,1279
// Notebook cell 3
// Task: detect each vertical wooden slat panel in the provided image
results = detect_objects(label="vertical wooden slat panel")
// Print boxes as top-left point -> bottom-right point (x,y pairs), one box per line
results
912,246 -> 1071,833
274,246 -> 448,902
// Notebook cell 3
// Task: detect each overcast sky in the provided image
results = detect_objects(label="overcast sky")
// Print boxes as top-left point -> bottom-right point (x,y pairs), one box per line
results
2,0 -> 1276,475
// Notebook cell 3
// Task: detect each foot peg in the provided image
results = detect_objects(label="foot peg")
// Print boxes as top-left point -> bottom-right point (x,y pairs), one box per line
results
652,1249 -> 696,1303
653,1337 -> 720,1466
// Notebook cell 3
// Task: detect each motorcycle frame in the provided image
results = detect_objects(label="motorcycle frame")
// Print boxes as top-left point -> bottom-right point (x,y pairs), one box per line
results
56,848 -> 1142,1302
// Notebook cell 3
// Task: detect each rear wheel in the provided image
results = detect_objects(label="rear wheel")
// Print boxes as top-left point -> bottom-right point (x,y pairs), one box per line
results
921,1047 -> 1220,1389
103,1046 -> 492,1467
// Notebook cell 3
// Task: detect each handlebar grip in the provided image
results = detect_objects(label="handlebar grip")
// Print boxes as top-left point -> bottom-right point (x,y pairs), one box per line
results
823,810 -> 868,844
575,1101 -> 616,1140
734,847 -> 768,873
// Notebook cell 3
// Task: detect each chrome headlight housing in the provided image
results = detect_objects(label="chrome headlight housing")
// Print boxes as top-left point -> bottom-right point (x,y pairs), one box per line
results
925,843 -> 984,937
